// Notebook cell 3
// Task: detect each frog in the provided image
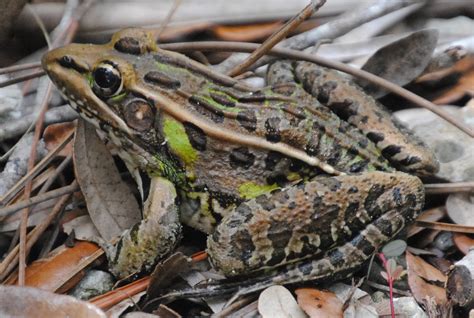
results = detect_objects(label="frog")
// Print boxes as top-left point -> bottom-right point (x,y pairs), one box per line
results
41,28 -> 438,296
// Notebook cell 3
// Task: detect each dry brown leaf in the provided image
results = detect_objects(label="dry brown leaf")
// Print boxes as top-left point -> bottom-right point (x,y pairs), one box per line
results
146,253 -> 191,301
212,21 -> 283,41
73,120 -> 141,241
433,57 -> 474,104
358,29 -> 439,98
406,251 -> 448,306
43,122 -> 76,157
5,241 -> 102,293
453,233 -> 474,255
0,285 -> 106,318
295,288 -> 343,318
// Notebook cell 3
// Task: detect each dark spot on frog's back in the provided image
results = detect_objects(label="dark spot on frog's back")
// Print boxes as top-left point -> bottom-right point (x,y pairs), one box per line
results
364,184 -> 385,213
265,151 -> 283,170
352,234 -> 375,256
114,37 -> 142,54
377,217 -> 397,237
236,230 -> 257,263
188,96 -> 225,124
405,194 -> 418,208
183,122 -> 207,151
144,71 -> 181,90
349,159 -> 369,173
327,143 -> 342,166
267,220 -> 292,266
392,188 -> 403,206
229,147 -> 255,169
381,145 -> 402,158
237,110 -> 257,132
210,92 -> 235,107
328,248 -> 345,268
265,117 -> 281,143
316,80 -> 338,104
348,186 -> 358,193
255,195 -> 275,211
398,155 -> 422,167
366,132 -> 385,143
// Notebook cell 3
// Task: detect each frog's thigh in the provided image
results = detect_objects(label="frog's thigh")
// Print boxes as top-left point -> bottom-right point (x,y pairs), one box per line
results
107,177 -> 182,278
207,171 -> 424,277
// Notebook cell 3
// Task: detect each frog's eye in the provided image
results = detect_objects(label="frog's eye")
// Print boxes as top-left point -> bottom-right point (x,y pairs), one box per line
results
92,62 -> 123,97
124,100 -> 154,131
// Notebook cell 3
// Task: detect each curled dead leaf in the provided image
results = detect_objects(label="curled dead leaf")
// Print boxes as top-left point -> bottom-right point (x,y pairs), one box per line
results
406,251 -> 447,306
73,120 -> 141,241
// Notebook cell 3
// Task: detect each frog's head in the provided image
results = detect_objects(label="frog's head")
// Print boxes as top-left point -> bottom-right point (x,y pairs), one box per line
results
43,28 -> 158,134
42,29 -> 181,173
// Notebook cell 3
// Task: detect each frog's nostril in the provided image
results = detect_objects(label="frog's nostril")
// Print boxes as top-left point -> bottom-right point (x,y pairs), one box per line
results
59,55 -> 74,68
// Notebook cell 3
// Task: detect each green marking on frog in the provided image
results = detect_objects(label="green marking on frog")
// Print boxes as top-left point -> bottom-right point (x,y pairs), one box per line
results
109,91 -> 127,102
155,61 -> 188,76
148,155 -> 186,187
204,88 -> 241,113
163,117 -> 198,166
238,182 -> 279,199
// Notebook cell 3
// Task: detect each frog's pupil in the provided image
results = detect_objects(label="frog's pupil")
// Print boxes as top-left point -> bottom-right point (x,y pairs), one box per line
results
94,67 -> 119,89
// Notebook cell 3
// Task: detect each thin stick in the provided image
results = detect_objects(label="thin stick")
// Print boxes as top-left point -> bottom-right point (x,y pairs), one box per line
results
425,182 -> 474,194
155,0 -> 182,43
0,71 -> 45,88
0,130 -> 74,205
18,84 -> 52,285
0,182 -> 80,218
160,41 -> 474,138
227,0 -> 326,77
415,221 -> 474,234
0,189 -> 73,282
0,62 -> 42,75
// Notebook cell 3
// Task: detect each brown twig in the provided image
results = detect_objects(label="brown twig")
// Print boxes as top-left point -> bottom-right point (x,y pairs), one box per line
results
227,0 -> 326,77
0,182 -> 80,218
365,280 -> 412,297
0,62 -> 42,75
0,70 -> 46,88
414,221 -> 474,234
0,130 -> 74,205
18,84 -> 52,285
160,41 -> 474,138
155,0 -> 183,43
0,188 -> 74,282
425,182 -> 474,194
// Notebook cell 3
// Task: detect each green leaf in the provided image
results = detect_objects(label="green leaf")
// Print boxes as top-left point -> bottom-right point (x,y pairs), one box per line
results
382,239 -> 407,258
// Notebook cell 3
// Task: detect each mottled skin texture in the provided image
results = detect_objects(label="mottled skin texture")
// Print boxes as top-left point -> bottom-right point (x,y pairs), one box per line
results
42,28 -> 437,288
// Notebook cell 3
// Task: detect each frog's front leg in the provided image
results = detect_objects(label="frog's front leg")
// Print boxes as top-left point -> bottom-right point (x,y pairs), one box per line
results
208,171 -> 424,279
105,177 -> 182,278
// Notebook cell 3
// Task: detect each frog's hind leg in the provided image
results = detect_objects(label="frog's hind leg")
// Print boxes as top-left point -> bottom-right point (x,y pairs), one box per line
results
207,171 -> 424,277
293,61 -> 439,176
158,172 -> 424,301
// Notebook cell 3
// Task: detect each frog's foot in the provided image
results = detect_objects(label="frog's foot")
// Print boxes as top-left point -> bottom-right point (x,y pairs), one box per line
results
207,171 -> 424,277
106,177 -> 182,278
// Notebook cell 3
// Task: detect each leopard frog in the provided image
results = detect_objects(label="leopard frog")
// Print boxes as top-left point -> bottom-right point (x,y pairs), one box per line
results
42,28 -> 438,292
